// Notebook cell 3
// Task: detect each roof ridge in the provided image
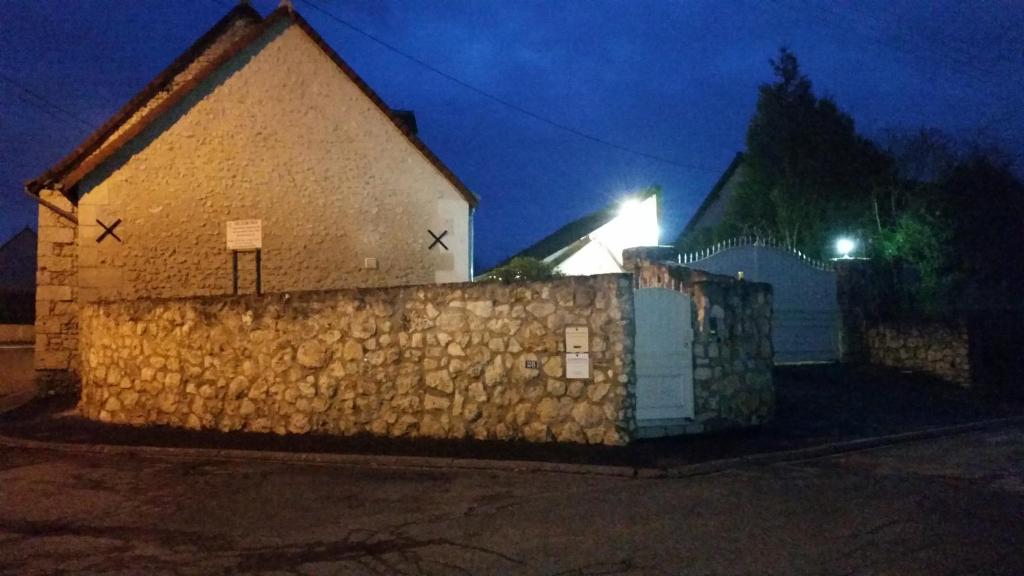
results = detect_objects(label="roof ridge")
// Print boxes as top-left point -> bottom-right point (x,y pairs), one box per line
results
0,227 -> 37,252
26,3 -> 263,194
26,3 -> 477,207
676,151 -> 744,241
491,186 -> 658,271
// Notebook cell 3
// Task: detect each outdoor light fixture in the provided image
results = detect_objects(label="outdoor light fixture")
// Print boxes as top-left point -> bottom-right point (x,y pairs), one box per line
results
616,197 -> 659,247
618,198 -> 642,216
836,237 -> 855,259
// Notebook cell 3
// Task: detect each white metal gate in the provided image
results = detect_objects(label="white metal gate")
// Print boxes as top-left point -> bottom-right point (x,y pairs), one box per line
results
682,239 -> 839,363
634,288 -> 695,425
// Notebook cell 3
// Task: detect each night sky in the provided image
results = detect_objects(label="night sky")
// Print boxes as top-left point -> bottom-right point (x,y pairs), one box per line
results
1,0 -> 1021,271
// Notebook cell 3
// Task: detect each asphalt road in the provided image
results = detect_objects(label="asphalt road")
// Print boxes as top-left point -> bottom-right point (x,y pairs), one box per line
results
1,426 -> 1022,575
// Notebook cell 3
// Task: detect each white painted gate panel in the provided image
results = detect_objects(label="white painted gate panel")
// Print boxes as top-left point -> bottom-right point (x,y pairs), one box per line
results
685,243 -> 839,363
634,288 -> 694,423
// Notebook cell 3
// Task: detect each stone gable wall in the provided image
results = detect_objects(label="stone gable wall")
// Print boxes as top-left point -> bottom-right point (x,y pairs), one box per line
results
77,275 -> 636,445
39,18 -> 474,386
864,322 -> 970,386
35,190 -> 79,383
75,21 -> 470,307
632,260 -> 774,431
96,14 -> 261,152
33,13 -> 258,388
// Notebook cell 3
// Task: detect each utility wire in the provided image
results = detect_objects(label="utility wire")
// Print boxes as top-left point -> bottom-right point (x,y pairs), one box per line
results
764,0 -> 1024,155
811,1 -> 1009,86
1,0 -> 233,134
766,0 -> 1010,98
813,1 -> 1024,132
295,0 -> 722,175
0,69 -> 93,130
827,1 -> 1021,71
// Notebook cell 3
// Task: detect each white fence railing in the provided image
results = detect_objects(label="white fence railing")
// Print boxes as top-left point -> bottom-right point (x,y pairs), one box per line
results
678,236 -> 834,271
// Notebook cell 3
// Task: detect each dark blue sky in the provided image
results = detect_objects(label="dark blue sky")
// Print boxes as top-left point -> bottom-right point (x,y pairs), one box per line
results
1,0 -> 1022,270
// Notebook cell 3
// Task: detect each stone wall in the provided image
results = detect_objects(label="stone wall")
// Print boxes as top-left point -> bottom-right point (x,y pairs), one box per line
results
631,259 -> 774,431
864,322 -> 970,386
78,275 -> 636,445
835,260 -> 974,387
34,190 -> 79,382
833,259 -> 883,363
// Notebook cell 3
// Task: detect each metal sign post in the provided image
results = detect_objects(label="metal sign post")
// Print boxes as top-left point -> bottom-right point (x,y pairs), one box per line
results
227,220 -> 263,296
255,249 -> 261,295
232,251 -> 239,295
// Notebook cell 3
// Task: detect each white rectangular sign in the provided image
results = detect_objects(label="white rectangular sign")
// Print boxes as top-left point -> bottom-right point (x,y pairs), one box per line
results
565,326 -> 589,353
226,220 -> 262,251
565,353 -> 591,379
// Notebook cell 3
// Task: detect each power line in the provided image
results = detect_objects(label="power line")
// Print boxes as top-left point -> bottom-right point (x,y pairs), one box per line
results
813,2 -> 1008,87
827,1 -> 1021,72
294,0 -> 723,175
0,69 -> 93,130
0,90 -> 71,136
764,0 -> 1011,99
763,0 -> 1024,153
825,3 -> 1024,139
1,0 -> 232,134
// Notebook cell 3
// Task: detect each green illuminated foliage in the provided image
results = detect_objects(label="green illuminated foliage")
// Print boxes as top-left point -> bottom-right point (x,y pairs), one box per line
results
483,257 -> 563,283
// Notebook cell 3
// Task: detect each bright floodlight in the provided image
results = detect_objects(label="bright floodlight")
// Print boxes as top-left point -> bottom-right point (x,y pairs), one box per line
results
836,237 -> 855,258
619,199 -> 643,216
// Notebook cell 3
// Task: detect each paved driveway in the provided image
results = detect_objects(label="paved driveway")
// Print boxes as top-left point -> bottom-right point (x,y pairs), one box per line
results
0,346 -> 34,413
1,425 -> 1022,575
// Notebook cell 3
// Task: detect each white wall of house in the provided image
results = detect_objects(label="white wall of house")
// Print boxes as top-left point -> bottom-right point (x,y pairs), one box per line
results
553,194 -> 659,276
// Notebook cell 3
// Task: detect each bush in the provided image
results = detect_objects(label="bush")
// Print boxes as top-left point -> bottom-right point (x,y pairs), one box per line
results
482,257 -> 563,283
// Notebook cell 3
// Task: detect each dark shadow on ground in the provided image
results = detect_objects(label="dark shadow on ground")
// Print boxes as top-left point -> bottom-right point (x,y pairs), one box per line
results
1,364 -> 1021,469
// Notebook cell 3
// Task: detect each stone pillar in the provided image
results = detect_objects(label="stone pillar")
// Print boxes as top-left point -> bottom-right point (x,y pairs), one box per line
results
834,259 -> 874,363
621,246 -> 680,271
34,189 -> 79,392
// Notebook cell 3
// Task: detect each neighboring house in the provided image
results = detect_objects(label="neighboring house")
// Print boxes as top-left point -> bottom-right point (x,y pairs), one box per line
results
25,3 -> 478,376
491,189 -> 660,277
672,153 -> 841,363
675,152 -> 745,247
0,228 -> 37,325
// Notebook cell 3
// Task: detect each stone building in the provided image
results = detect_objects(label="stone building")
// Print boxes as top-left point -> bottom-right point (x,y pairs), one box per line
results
26,3 -> 478,383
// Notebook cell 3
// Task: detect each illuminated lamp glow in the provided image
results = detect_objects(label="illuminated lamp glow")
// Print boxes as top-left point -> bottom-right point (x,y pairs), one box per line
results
616,197 -> 658,246
836,237 -> 855,258
618,199 -> 643,216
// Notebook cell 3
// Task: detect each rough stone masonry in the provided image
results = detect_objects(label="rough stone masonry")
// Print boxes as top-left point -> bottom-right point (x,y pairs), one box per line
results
627,251 -> 775,432
865,322 -> 970,386
78,275 -> 636,445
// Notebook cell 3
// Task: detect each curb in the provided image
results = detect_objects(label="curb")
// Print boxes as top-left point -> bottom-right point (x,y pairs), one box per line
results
1,416 -> 1021,479
652,415 -> 1024,479
0,390 -> 37,416
0,433 -> 643,478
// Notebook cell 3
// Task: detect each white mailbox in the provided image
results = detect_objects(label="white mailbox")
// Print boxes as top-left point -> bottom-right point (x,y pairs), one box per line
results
565,353 -> 591,379
565,326 -> 589,353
